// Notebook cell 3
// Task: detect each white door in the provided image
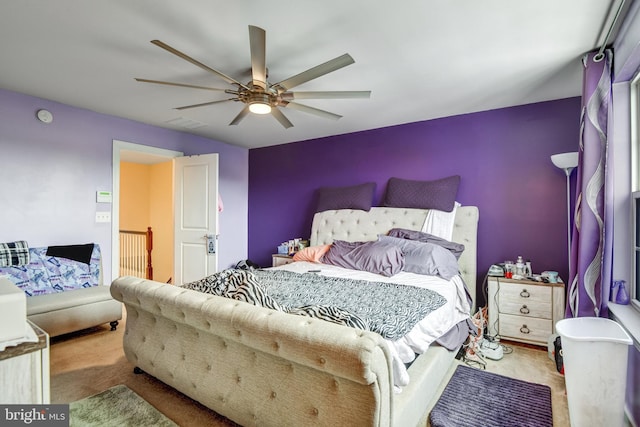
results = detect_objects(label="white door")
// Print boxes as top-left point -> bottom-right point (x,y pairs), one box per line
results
173,154 -> 219,285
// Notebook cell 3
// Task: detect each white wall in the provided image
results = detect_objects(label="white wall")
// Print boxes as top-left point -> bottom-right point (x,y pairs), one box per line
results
0,88 -> 249,282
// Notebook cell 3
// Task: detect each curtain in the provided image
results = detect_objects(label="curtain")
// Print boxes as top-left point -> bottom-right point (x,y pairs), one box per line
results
565,49 -> 613,318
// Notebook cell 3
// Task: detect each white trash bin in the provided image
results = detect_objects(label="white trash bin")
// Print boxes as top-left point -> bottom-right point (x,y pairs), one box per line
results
556,317 -> 632,427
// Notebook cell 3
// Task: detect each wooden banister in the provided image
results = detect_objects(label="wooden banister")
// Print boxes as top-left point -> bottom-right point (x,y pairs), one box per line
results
119,227 -> 153,280
146,226 -> 153,280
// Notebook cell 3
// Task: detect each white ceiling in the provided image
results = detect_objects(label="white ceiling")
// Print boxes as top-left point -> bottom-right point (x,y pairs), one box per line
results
0,1 -> 622,149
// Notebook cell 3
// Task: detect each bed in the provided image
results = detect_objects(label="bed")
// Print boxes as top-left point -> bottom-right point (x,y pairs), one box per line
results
110,205 -> 479,426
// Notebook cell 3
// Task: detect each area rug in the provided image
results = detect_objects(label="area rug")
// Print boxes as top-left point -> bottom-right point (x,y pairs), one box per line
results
429,365 -> 553,427
70,384 -> 178,427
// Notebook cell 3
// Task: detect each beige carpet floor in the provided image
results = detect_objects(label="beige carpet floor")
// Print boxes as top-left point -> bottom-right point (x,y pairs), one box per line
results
50,313 -> 569,426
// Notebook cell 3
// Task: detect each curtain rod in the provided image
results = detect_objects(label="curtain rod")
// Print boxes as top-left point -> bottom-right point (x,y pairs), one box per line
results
594,0 -> 626,62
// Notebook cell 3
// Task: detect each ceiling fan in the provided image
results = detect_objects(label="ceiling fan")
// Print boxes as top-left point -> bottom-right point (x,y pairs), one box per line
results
135,25 -> 371,129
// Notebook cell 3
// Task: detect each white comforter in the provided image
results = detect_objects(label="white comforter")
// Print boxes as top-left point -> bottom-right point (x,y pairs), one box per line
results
271,260 -> 471,391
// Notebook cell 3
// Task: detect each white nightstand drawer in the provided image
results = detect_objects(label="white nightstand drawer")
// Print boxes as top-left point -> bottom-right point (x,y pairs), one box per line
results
498,281 -> 552,318
272,254 -> 294,267
499,314 -> 552,344
499,281 -> 551,303
499,299 -> 551,318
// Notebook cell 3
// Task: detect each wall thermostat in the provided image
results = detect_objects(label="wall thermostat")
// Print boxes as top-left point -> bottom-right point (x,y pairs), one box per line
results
36,109 -> 53,124
96,190 -> 112,203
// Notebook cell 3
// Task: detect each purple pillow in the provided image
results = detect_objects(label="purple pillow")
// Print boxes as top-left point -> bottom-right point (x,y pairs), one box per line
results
378,235 -> 459,280
316,182 -> 376,213
382,176 -> 460,212
387,228 -> 465,259
321,240 -> 404,277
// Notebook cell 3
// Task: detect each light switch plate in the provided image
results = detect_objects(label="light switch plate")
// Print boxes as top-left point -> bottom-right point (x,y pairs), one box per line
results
95,212 -> 111,223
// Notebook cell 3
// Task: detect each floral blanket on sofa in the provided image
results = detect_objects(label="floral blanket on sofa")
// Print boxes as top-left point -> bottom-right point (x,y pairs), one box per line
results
0,244 -> 101,296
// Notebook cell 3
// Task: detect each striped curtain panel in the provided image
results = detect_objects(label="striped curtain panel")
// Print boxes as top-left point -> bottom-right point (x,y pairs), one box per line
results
566,50 -> 613,318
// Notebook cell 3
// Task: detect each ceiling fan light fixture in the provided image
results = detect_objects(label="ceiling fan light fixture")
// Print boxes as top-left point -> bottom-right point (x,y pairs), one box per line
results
247,93 -> 272,114
248,101 -> 272,115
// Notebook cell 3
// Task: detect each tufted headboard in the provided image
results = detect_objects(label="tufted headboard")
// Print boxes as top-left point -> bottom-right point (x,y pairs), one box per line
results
310,206 -> 479,308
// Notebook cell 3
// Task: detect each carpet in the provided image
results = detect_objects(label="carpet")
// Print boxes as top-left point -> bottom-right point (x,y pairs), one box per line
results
429,365 -> 553,427
70,384 -> 178,427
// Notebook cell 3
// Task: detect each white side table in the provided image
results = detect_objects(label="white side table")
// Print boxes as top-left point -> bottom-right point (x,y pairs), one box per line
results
487,276 -> 565,346
272,254 -> 294,267
0,320 -> 50,404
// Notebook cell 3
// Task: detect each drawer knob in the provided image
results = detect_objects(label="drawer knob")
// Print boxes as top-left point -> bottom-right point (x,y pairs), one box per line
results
520,325 -> 530,334
520,305 -> 530,314
520,289 -> 530,298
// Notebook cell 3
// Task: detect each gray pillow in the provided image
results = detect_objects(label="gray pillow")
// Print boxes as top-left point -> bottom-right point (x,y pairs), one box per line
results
322,240 -> 404,277
316,182 -> 376,213
382,176 -> 460,211
387,228 -> 465,259
377,235 -> 459,280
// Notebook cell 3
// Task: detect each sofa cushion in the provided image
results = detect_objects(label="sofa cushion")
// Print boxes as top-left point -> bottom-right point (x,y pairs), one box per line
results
26,285 -> 115,315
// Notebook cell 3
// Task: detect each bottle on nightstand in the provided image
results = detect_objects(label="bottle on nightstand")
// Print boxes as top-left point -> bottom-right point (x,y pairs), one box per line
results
515,256 -> 525,276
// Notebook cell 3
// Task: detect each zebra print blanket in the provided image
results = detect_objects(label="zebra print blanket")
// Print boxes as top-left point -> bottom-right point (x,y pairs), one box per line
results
182,268 -> 446,340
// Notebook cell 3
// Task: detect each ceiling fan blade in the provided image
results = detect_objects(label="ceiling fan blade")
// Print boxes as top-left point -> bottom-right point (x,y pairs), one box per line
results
284,101 -> 342,121
281,90 -> 371,100
135,78 -> 226,91
150,40 -> 248,90
273,53 -> 355,92
271,108 -> 294,129
174,98 -> 235,110
248,25 -> 267,90
229,105 -> 250,126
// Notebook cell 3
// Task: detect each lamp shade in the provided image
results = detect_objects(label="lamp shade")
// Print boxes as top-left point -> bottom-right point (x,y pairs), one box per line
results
551,152 -> 579,170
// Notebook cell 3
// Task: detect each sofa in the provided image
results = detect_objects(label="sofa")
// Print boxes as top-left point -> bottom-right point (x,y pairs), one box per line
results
0,243 -> 122,338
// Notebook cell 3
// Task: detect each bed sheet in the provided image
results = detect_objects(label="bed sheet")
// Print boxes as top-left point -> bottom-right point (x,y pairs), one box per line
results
272,261 -> 471,390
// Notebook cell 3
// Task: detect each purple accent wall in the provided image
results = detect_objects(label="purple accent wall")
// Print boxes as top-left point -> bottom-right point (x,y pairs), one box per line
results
248,97 -> 581,304
0,89 -> 248,282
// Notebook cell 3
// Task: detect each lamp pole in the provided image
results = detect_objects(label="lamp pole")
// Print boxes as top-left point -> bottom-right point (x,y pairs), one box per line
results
563,167 -> 575,269
551,151 -> 579,282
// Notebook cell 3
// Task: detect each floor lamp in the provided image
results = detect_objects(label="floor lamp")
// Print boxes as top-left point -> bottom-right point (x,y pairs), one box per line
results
551,152 -> 579,277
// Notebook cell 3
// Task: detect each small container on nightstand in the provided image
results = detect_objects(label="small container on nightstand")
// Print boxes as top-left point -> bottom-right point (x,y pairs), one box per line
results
272,254 -> 294,267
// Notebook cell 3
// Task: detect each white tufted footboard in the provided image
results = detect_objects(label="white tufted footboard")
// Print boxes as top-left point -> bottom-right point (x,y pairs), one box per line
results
111,276 -> 397,427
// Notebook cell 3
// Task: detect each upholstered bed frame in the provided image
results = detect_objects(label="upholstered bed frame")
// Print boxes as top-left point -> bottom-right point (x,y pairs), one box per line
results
310,206 -> 479,311
111,206 -> 479,426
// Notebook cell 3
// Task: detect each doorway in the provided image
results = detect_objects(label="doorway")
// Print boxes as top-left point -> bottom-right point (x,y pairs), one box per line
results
111,140 -> 183,284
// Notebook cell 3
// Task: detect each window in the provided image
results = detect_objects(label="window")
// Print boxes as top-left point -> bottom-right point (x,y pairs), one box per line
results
634,192 -> 640,305
633,71 -> 640,305
632,70 -> 640,193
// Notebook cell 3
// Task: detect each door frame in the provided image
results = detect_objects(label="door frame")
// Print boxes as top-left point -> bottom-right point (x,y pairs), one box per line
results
111,140 -> 183,283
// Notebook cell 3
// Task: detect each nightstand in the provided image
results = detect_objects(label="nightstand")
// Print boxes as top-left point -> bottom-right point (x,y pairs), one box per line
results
272,254 -> 294,267
0,320 -> 50,403
487,276 -> 565,346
